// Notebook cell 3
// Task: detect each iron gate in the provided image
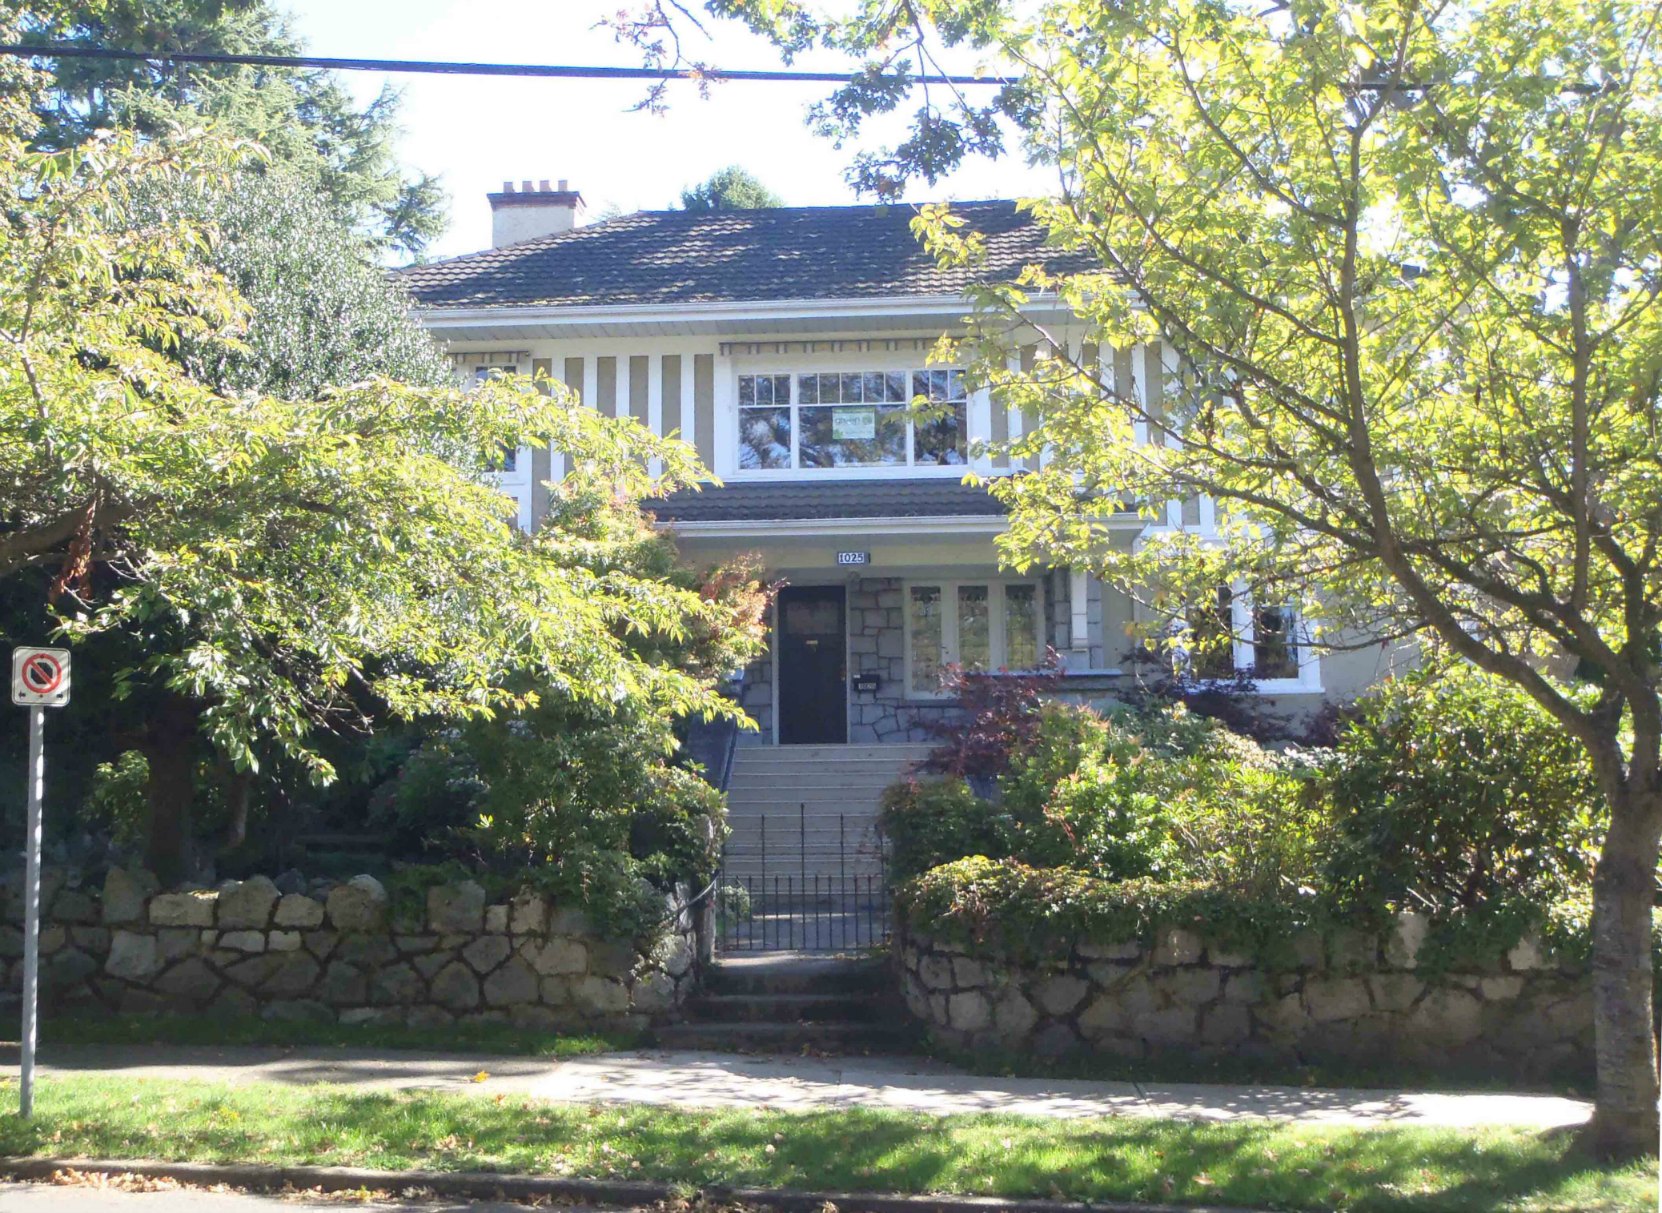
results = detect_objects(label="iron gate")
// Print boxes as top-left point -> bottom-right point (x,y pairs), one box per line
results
716,806 -> 889,952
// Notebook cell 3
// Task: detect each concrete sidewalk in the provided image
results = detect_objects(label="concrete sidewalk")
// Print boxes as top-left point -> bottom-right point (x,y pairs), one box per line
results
9,1042 -> 1592,1130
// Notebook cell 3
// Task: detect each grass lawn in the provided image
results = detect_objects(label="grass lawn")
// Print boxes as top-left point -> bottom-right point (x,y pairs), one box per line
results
0,1075 -> 1650,1212
29,1013 -> 636,1057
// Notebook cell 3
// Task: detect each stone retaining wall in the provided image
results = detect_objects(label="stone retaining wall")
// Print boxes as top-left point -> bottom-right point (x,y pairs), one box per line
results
896,916 -> 1592,1078
1,867 -> 699,1030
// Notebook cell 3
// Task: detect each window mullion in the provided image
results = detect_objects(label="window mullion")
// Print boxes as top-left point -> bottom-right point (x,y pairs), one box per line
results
990,583 -> 1006,669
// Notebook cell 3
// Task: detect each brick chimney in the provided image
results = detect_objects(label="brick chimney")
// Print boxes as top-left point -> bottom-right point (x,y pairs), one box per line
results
488,178 -> 585,248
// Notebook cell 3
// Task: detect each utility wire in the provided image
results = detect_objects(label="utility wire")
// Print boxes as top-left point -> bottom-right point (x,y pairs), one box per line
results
0,42 -> 1007,87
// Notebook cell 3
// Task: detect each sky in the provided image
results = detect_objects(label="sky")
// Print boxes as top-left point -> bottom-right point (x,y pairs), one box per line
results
275,0 -> 1058,260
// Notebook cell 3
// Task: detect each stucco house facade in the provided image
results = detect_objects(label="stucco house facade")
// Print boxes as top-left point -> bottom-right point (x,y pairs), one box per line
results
400,181 -> 1398,756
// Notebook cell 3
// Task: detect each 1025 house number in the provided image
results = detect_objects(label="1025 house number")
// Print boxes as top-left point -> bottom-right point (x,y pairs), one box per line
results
836,551 -> 870,566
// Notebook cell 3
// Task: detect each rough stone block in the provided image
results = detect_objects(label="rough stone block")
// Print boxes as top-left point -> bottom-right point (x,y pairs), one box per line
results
539,976 -> 572,1006
947,990 -> 991,1033
1480,975 -> 1524,1002
371,963 -> 422,1006
326,876 -> 387,932
1304,977 -> 1371,1023
1159,967 -> 1222,1004
405,1006 -> 454,1029
37,925 -> 66,955
274,894 -> 325,929
70,925 -> 110,953
395,935 -> 438,954
0,926 -> 20,958
575,975 -> 630,1015
1077,993 -> 1128,1041
1152,928 -> 1202,966
918,954 -> 955,991
219,930 -> 266,954
427,881 -> 486,934
588,940 -> 636,977
51,889 -> 98,924
483,957 -> 539,1006
1199,1002 -> 1252,1046
340,1007 -> 399,1027
210,984 -> 259,1019
431,961 -> 481,1011
47,948 -> 97,986
992,989 -> 1038,1041
1386,912 -> 1429,969
1408,987 -> 1483,1046
484,905 -> 509,934
217,877 -> 280,929
318,961 -> 367,1006
509,893 -> 547,936
262,999 -> 331,1024
951,957 -> 988,988
1031,1021 -> 1081,1058
268,930 -> 301,953
155,958 -> 220,1003
1033,974 -> 1089,1016
1506,935 -> 1546,972
1222,971 -> 1267,1004
263,952 -> 322,997
462,934 -> 511,974
337,934 -> 396,967
656,933 -> 694,979
101,867 -> 158,925
150,892 -> 216,928
530,937 -> 587,976
1290,929 -> 1325,970
630,971 -> 676,1014
104,930 -> 160,980
1367,973 -> 1424,1013
1327,928 -> 1376,971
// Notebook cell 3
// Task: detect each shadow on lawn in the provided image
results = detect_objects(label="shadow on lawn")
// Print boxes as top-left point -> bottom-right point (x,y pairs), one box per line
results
0,1083 -> 1633,1213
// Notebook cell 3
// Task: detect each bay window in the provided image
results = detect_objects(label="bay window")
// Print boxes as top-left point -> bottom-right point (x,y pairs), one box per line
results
905,580 -> 1046,696
738,369 -> 968,470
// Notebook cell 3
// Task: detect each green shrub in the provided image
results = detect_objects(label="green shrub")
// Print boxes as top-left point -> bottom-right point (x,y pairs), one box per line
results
881,777 -> 1016,882
896,856 -> 1312,963
1321,664 -> 1603,914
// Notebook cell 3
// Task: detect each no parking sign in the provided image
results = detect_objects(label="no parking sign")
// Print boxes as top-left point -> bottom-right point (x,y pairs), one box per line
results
11,647 -> 70,707
12,644 -> 71,1120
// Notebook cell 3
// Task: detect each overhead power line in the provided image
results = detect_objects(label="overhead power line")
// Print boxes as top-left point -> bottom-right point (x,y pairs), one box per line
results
0,42 -> 1007,87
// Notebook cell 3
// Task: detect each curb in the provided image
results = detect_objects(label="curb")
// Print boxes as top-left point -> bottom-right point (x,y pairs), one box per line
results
0,1156 -> 1272,1213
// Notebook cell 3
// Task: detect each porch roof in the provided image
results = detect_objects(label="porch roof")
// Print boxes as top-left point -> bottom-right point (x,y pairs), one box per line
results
647,478 -> 1008,524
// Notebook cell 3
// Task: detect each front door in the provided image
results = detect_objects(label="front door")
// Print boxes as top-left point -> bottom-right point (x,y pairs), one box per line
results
777,586 -> 847,745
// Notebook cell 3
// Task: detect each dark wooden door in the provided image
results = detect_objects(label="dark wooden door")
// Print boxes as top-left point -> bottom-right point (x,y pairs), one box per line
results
777,586 -> 847,745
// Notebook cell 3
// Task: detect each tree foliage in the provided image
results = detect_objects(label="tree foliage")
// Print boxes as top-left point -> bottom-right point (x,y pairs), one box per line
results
679,165 -> 783,211
12,0 -> 447,256
0,128 -> 758,880
618,0 -> 1662,1159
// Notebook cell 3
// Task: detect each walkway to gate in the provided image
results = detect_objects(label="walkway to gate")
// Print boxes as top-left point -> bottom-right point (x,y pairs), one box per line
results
718,743 -> 929,954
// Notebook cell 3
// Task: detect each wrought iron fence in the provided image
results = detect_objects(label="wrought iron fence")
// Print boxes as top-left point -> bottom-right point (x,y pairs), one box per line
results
717,807 -> 889,952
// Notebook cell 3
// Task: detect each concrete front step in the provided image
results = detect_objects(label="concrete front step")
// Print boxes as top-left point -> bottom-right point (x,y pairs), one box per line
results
684,992 -> 889,1024
705,954 -> 890,996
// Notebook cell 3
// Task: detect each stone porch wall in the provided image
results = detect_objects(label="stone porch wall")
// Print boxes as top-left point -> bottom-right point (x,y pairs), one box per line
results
1,867 -> 699,1030
896,917 -> 1591,1079
848,576 -> 963,744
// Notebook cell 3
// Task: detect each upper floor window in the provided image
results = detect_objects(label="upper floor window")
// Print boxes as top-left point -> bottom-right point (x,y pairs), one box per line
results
738,370 -> 968,471
473,365 -> 520,473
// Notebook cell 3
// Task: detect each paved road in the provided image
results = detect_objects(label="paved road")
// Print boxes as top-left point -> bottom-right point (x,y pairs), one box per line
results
0,1182 -> 560,1210
7,1042 -> 1593,1129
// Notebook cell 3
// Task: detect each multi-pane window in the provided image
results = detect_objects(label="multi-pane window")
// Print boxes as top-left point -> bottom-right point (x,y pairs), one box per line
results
905,580 -> 1046,696
738,370 -> 968,470
473,366 -> 521,472
1183,587 -> 1305,683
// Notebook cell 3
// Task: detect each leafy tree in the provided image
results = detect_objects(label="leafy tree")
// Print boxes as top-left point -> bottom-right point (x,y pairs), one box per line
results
618,0 -> 1662,1161
12,0 -> 447,256
0,128 -> 752,883
679,165 -> 782,212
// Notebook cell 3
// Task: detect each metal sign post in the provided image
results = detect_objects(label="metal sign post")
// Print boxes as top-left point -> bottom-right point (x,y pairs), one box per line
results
11,646 -> 71,1119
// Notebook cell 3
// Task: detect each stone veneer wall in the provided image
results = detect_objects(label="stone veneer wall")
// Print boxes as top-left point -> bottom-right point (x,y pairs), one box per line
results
1,867 -> 699,1030
847,577 -> 962,744
896,916 -> 1592,1078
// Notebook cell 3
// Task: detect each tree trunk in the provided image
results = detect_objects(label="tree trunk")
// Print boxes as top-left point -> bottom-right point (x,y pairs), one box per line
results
143,694 -> 200,886
1587,788 -> 1662,1160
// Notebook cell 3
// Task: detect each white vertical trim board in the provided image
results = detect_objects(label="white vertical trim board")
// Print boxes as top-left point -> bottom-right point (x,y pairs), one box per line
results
1070,568 -> 1090,652
679,353 -> 698,453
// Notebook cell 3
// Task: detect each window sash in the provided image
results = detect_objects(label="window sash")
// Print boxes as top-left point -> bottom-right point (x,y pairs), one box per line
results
905,580 -> 1046,697
738,370 -> 968,470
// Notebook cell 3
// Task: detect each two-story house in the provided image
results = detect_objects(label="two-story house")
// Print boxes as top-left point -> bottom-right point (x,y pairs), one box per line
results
399,180 -> 1394,881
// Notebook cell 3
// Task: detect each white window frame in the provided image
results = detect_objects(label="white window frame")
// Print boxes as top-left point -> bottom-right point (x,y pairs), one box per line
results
471,363 -> 532,531
730,361 -> 972,480
902,578 -> 1048,700
1182,588 -> 1321,694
